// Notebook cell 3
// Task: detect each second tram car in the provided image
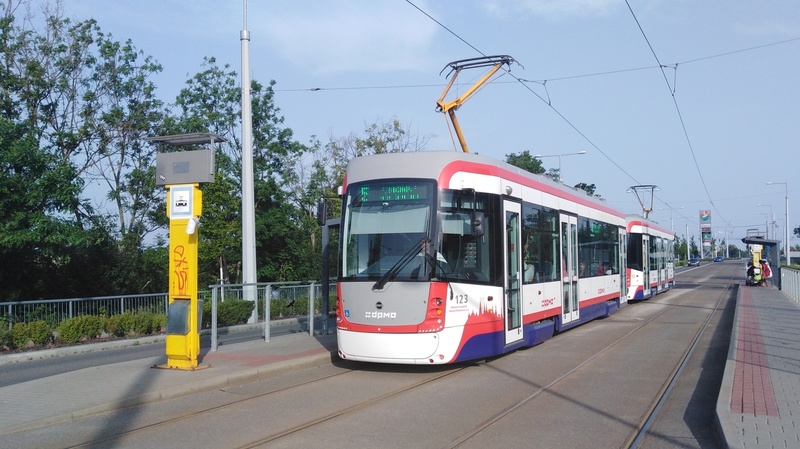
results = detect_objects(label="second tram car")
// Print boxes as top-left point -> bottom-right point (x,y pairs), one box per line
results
335,151 -> 630,364
625,216 -> 675,300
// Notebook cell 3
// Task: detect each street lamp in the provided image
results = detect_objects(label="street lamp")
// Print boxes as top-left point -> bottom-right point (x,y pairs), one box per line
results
533,150 -> 587,183
767,182 -> 790,267
717,230 -> 731,259
658,206 -> 683,231
756,211 -> 770,239
757,203 -> 774,239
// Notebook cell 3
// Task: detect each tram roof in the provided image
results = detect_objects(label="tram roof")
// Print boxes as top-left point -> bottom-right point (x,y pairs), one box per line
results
344,151 -> 623,218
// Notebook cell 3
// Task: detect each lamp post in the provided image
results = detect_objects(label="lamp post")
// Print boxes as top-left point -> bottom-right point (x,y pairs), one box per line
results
756,211 -> 770,239
757,203 -> 773,239
658,206 -> 683,231
767,182 -> 790,267
533,150 -> 587,182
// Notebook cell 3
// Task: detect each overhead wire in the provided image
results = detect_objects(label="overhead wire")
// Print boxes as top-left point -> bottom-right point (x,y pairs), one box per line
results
275,2 -> 797,233
405,1 -> 645,188
624,0 -> 728,227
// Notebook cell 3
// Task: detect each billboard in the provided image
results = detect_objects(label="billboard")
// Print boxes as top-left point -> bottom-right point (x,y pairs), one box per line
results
700,210 -> 712,257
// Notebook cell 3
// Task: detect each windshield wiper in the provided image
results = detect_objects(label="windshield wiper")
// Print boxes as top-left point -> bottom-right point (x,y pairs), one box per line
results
372,237 -> 429,291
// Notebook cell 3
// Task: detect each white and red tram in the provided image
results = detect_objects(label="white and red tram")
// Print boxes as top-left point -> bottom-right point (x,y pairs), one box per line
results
335,151 -> 630,364
625,216 -> 675,301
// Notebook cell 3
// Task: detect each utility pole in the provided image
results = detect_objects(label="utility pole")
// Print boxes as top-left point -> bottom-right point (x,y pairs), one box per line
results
241,0 -> 257,321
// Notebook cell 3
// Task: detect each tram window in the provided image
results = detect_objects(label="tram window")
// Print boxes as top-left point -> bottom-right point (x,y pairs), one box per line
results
340,179 -> 435,280
650,237 -> 659,271
577,217 -> 620,277
521,202 -> 559,283
438,190 -> 499,285
627,234 -> 643,271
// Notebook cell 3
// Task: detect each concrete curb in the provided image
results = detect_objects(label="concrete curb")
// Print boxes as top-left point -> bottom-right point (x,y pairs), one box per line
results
0,321 -> 293,366
0,335 -> 166,365
714,284 -> 744,449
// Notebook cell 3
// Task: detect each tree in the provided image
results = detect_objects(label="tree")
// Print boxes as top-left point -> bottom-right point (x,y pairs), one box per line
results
690,235 -> 699,258
169,57 -> 315,286
574,182 -> 598,197
1,3 -> 168,298
505,150 -> 545,175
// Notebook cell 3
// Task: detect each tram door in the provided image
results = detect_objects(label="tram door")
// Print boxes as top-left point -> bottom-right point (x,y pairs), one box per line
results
619,229 -> 628,302
560,214 -> 579,325
504,200 -> 523,346
642,235 -> 651,298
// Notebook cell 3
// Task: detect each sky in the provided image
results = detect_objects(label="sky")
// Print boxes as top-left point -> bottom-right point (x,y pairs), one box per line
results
60,0 -> 800,249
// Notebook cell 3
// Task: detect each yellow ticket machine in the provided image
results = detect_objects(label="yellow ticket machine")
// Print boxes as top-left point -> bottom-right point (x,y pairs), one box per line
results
151,135 -> 222,370
164,184 -> 202,369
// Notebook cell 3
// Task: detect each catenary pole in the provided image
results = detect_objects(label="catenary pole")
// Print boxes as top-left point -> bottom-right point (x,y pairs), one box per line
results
241,0 -> 257,321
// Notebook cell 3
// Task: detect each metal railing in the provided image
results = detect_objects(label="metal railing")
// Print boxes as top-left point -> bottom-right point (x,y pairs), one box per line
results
208,281 -> 336,351
1,281 -> 336,337
782,267 -> 800,303
1,293 -> 171,329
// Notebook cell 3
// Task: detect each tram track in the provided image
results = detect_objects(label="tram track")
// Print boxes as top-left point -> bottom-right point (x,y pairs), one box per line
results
623,271 -> 736,448
63,369 -> 357,449
65,363 -> 469,449
443,270 -> 737,448
235,367 -> 468,449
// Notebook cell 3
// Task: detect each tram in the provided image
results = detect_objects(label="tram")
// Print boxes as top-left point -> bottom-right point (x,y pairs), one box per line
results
625,216 -> 675,300
335,151 -> 629,364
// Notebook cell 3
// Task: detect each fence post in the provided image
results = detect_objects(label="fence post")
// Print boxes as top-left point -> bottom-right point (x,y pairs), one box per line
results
308,283 -> 315,336
264,284 -> 271,343
211,286 -> 218,352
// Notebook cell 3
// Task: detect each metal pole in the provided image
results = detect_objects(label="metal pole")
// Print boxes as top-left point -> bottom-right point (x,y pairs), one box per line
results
321,220 -> 329,334
686,223 -> 689,260
264,284 -> 271,342
309,283 -> 315,336
211,286 -> 218,351
768,182 -> 791,267
557,154 -> 562,182
241,0 -> 257,321
786,186 -> 790,267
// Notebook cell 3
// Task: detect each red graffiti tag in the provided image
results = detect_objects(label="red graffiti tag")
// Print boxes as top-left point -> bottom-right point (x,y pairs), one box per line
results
173,245 -> 189,295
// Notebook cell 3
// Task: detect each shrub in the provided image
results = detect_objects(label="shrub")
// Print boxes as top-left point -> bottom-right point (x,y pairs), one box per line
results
105,314 -> 127,337
105,312 -> 164,337
152,314 -> 167,332
11,321 -> 53,348
56,315 -> 103,344
217,298 -> 255,327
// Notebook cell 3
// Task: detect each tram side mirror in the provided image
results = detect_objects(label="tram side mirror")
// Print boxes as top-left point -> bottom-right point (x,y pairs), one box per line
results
316,201 -> 327,226
471,211 -> 485,237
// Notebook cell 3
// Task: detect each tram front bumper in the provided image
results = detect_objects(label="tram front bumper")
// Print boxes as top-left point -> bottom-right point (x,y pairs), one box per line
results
337,329 -> 445,364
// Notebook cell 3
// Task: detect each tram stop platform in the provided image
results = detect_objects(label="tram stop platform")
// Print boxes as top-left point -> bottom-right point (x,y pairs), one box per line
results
717,283 -> 800,449
0,331 -> 337,436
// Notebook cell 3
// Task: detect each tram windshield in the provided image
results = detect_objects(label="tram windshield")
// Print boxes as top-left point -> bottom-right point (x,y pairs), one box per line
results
340,179 -> 435,281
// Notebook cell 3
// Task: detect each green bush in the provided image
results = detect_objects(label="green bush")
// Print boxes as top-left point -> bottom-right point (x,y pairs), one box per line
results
0,316 -> 11,348
105,314 -> 122,337
56,315 -> 103,344
105,312 -> 164,337
12,321 -> 54,348
152,314 -> 167,331
218,298 -> 255,327
201,298 -> 254,327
